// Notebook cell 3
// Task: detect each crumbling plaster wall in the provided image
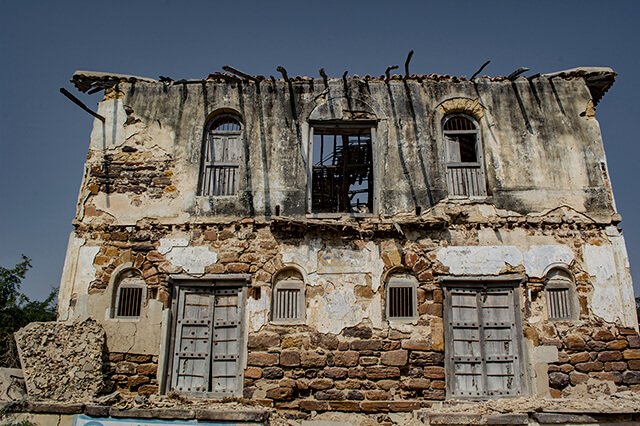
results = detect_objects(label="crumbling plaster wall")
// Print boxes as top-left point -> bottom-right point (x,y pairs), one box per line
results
76,76 -> 615,227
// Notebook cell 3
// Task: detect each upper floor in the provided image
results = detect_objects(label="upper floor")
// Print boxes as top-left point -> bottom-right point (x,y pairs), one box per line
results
71,67 -> 618,225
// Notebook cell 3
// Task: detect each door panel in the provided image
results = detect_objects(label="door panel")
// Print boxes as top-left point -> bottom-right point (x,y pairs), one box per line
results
170,285 -> 244,397
445,286 -> 523,398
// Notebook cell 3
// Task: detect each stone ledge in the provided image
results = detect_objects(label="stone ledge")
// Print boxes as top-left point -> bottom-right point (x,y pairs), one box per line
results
532,412 -> 640,424
299,400 -> 427,413
195,409 -> 269,422
26,402 -> 84,414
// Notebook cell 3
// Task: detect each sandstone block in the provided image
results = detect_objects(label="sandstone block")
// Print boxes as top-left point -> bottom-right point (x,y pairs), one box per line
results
381,350 -> 408,366
244,367 -> 262,379
136,364 -> 157,376
376,380 -> 397,391
564,335 -> 587,351
266,386 -> 294,401
346,390 -> 365,400
628,335 -> 640,348
569,352 -> 590,364
406,378 -> 431,389
247,352 -> 279,367
423,366 -> 445,379
359,356 -> 378,366
401,339 -> 430,351
301,352 -> 327,367
334,351 -> 359,367
280,350 -> 300,367
591,371 -> 623,384
622,371 -> 640,385
574,361 -> 604,373
263,367 -> 284,379
409,351 -> 444,366
343,326 -> 373,339
351,340 -> 383,351
137,385 -> 158,396
365,366 -> 400,380
604,361 -> 627,372
127,375 -> 149,389
324,367 -> 348,380
248,332 -> 281,350
310,378 -> 333,390
592,330 -> 615,342
365,390 -> 390,400
315,389 -> 344,400
628,360 -> 640,370
623,349 -> 640,360
569,372 -> 589,385
597,351 -> 623,362
606,340 -> 629,350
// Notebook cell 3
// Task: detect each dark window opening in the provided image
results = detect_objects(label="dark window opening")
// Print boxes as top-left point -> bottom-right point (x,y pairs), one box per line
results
386,277 -> 417,320
200,116 -> 242,196
116,286 -> 143,318
311,126 -> 373,213
443,115 -> 486,197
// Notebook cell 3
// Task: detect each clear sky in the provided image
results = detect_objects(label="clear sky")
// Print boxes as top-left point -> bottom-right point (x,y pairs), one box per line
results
1,0 -> 639,301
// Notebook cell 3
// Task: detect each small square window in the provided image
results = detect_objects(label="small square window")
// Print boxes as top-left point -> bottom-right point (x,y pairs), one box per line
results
386,277 -> 417,320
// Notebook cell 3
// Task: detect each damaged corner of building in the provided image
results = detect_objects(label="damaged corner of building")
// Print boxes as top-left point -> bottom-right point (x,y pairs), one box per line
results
5,65 -> 640,425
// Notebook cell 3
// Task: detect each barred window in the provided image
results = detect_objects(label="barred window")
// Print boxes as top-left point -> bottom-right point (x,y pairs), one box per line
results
113,269 -> 145,319
386,276 -> 417,320
200,115 -> 242,196
545,268 -> 576,321
272,270 -> 305,324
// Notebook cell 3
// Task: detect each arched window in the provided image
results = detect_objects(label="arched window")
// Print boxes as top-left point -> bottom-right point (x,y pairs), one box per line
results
545,268 -> 577,320
200,115 -> 242,196
443,114 -> 486,197
386,274 -> 417,321
113,269 -> 146,319
271,269 -> 305,324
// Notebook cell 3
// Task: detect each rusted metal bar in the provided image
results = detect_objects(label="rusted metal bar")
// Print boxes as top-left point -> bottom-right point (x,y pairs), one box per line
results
59,88 -> 105,122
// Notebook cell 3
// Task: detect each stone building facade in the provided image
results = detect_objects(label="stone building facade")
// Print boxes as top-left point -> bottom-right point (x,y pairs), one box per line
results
51,66 -> 639,411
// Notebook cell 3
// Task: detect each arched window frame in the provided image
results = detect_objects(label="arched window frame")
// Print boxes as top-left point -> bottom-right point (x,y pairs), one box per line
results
271,269 -> 305,324
386,274 -> 418,321
442,114 -> 487,197
112,268 -> 146,319
544,267 -> 578,321
199,114 -> 243,196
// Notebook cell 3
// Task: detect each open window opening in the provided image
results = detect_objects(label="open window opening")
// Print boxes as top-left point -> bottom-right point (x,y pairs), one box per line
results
113,269 -> 145,319
311,124 -> 374,213
200,115 -> 242,196
443,115 -> 486,197
386,275 -> 417,321
545,268 -> 577,320
272,269 -> 305,324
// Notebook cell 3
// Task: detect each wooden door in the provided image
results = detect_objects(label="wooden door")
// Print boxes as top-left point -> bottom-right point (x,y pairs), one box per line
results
445,286 -> 523,398
170,285 -> 244,397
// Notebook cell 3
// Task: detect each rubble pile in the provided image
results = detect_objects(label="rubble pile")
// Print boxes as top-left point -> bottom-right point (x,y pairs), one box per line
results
15,319 -> 105,402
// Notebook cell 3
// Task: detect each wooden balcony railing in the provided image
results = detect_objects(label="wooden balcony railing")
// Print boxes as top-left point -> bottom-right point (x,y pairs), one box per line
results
201,164 -> 239,196
446,163 -> 486,197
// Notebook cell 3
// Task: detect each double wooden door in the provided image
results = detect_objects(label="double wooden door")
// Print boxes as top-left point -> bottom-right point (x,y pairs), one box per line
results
444,285 -> 524,398
169,285 -> 244,397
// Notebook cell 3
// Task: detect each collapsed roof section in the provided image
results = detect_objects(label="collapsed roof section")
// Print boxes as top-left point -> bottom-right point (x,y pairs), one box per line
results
71,66 -> 616,105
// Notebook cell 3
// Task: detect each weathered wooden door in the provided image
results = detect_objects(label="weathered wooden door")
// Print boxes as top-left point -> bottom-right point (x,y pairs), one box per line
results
170,285 -> 244,397
444,285 -> 523,398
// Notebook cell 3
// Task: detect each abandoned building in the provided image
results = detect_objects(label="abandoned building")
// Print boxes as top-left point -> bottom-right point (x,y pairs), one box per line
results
9,64 -> 640,424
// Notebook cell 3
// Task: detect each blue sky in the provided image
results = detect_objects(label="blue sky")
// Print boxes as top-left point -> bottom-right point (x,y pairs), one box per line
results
1,0 -> 639,300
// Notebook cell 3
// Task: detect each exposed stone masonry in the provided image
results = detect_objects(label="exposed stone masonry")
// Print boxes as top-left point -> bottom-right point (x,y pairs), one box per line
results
546,325 -> 640,396
104,353 -> 159,396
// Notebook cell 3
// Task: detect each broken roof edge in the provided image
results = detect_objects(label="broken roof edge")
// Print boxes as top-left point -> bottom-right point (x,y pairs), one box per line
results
71,70 -> 157,93
71,67 -> 616,103
542,66 -> 616,105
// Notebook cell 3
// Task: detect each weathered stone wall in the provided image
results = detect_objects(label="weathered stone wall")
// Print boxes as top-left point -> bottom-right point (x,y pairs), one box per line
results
544,325 -> 640,396
14,319 -> 105,402
104,353 -> 159,396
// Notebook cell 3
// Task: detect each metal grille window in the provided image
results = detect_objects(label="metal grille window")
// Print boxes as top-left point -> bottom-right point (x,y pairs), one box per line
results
311,124 -> 374,213
114,270 -> 145,319
386,276 -> 417,320
200,115 -> 242,196
443,114 -> 486,197
272,278 -> 305,324
545,269 -> 576,320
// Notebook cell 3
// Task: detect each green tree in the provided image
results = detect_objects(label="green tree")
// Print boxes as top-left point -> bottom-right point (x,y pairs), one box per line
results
0,256 -> 56,368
